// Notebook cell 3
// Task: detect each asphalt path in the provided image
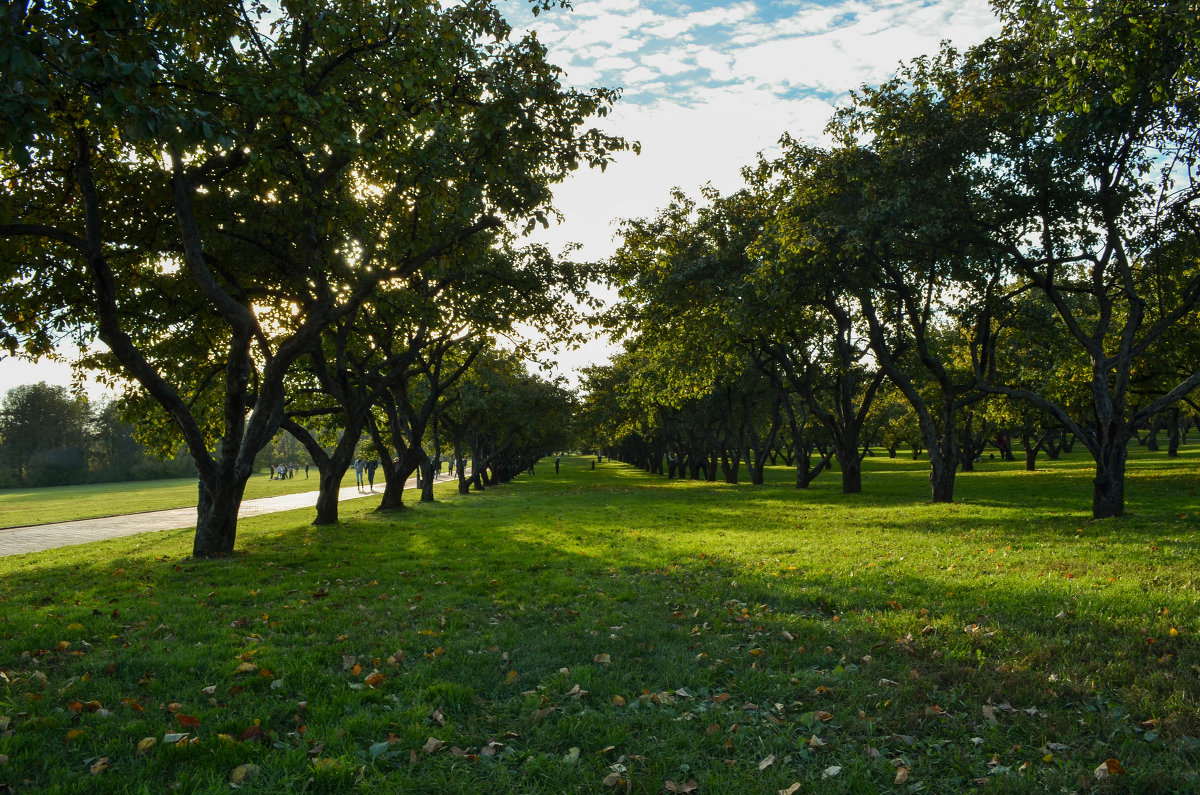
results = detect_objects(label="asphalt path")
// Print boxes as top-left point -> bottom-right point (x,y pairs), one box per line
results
0,471 -> 458,558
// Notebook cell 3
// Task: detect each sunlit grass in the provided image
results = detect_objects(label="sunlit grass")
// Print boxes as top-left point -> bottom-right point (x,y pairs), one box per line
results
0,450 -> 1197,793
0,468 -> 364,528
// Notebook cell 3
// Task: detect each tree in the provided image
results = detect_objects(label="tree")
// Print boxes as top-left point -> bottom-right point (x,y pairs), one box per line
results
1,0 -> 627,555
0,382 -> 90,486
963,5 -> 1200,517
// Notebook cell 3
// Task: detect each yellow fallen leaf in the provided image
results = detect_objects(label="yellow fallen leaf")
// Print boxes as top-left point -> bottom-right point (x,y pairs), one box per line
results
506,670 -> 519,684
594,653 -> 612,664
230,764 -> 260,783
137,737 -> 156,754
90,757 -> 110,774
611,695 -> 626,706
66,729 -> 83,742
895,766 -> 910,785
234,662 -> 257,675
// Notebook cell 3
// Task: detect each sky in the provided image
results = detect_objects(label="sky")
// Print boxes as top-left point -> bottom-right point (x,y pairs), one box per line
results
1,0 -> 1003,400
510,0 -> 1003,382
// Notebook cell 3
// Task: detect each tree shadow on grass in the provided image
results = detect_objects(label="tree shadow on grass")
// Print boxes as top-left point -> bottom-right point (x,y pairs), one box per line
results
1,459 -> 1198,793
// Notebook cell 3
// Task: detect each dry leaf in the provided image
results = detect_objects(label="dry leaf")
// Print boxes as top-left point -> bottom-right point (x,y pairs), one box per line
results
89,757 -> 110,775
759,753 -> 775,770
982,705 -> 998,724
594,653 -> 612,664
422,737 -> 445,754
506,670 -> 520,684
602,772 -> 623,787
822,765 -> 842,779
895,766 -> 910,785
364,672 -> 385,688
177,714 -> 199,728
238,724 -> 264,743
664,779 -> 698,793
779,785 -> 802,795
234,662 -> 257,675
612,695 -> 626,706
808,735 -> 827,748
230,764 -> 260,783
136,737 -> 156,754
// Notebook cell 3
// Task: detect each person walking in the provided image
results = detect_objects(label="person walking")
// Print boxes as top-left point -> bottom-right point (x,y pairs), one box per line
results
367,458 -> 378,491
354,457 -> 365,491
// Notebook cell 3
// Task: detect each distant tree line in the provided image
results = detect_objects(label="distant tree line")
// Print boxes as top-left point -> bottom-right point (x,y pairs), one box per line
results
0,382 -> 194,489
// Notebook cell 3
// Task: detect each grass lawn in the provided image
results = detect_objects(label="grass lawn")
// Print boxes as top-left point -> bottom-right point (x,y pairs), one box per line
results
0,450 -> 1197,793
0,468 -> 368,528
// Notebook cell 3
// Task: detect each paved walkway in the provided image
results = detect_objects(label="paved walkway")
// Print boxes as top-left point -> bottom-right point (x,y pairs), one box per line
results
0,472 -> 459,557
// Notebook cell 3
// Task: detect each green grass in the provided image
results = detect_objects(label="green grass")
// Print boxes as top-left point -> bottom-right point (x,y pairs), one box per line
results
0,450 -> 1198,793
0,468 -> 367,528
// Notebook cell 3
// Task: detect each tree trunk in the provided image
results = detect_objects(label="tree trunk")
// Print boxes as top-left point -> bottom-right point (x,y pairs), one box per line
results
193,471 -> 249,557
314,466 -> 344,525
836,440 -> 862,494
1167,407 -> 1181,458
930,458 -> 956,503
420,459 -> 434,502
1022,431 -> 1038,472
1092,440 -> 1128,519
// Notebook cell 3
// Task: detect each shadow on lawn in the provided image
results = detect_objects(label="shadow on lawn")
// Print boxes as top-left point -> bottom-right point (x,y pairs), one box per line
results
2,462 -> 1199,793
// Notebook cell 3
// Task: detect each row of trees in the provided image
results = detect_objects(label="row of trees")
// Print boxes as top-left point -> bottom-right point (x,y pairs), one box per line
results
1,0 -> 624,555
585,0 -> 1200,519
0,381 -> 194,489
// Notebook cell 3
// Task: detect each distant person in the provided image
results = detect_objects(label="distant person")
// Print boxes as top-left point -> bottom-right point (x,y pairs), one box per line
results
268,463 -> 276,480
304,463 -> 309,478
276,463 -> 286,480
354,457 -> 365,491
555,456 -> 561,473
367,458 -> 378,491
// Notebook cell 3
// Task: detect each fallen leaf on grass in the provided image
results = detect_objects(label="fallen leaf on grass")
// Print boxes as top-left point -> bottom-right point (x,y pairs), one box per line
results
808,735 -> 827,748
89,757 -> 110,774
895,766 -> 910,784
177,714 -> 199,728
758,753 -> 775,770
612,695 -> 626,706
234,662 -> 257,675
779,785 -> 802,795
364,672 -> 385,688
594,653 -> 612,664
423,737 -> 445,754
565,684 -> 588,699
66,729 -> 83,742
200,685 -> 217,695
822,766 -> 842,779
664,779 -> 698,793
1094,758 -> 1125,779
506,670 -> 520,684
238,724 -> 264,743
136,737 -> 156,754
982,705 -> 998,724
230,764 -> 259,783
602,772 -> 624,787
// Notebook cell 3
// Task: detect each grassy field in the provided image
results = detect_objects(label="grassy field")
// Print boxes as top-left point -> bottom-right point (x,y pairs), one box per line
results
0,450 -> 1197,793
0,468 -> 366,528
